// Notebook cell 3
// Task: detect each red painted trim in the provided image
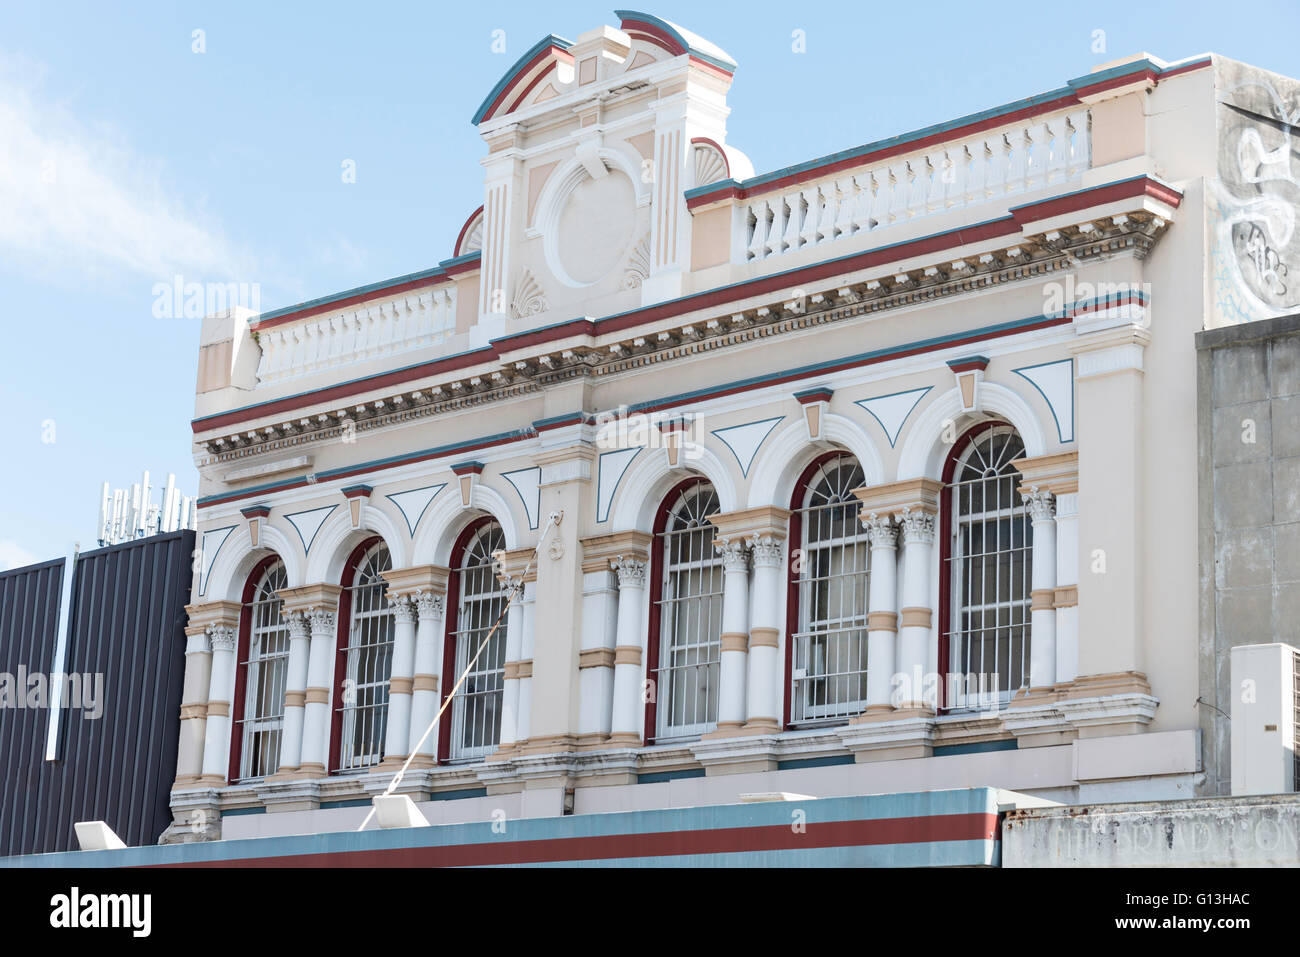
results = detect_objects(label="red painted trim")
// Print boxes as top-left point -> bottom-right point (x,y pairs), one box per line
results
228,555 -> 282,784
192,346 -> 496,434
1070,69 -> 1158,100
253,275 -> 452,332
643,477 -> 709,745
936,420 -> 1009,711
623,24 -> 684,57
452,206 -> 484,259
195,176 -> 1172,438
329,536 -> 382,774
438,515 -> 495,763
152,811 -> 999,868
481,46 -> 574,123
690,136 -> 731,180
783,451 -> 846,730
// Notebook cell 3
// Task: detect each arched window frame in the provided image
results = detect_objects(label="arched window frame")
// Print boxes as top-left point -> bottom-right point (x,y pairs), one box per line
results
938,420 -> 1033,711
228,555 -> 287,783
329,536 -> 393,773
438,515 -> 509,763
783,451 -> 871,729
644,477 -> 724,744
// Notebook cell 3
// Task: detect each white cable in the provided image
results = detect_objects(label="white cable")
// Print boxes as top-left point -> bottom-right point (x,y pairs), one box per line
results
356,510 -> 561,831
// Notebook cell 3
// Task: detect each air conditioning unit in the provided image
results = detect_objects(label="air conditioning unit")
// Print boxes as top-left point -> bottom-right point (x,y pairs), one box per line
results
1230,642 -> 1300,795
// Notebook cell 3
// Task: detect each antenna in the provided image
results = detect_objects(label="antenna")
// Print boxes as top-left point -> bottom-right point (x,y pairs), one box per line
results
97,471 -> 197,546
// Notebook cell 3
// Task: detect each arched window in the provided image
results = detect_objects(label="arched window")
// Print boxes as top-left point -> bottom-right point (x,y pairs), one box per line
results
648,480 -> 723,741
942,424 -> 1033,709
788,453 -> 870,726
334,540 -> 394,772
230,559 -> 288,781
442,519 -> 508,762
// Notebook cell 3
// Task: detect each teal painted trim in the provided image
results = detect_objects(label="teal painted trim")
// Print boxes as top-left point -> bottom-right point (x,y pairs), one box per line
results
637,767 -> 706,784
192,343 -> 493,428
319,799 -> 372,809
0,789 -> 1003,868
595,447 -> 640,524
386,484 -> 446,537
284,504 -> 337,554
855,386 -> 932,449
933,738 -> 1019,757
1014,358 -> 1075,443
312,433 -> 525,481
614,10 -> 737,72
198,525 -> 237,596
626,310 -> 1066,415
684,61 -> 1206,202
429,787 -> 488,801
472,34 -> 575,125
710,416 -> 784,477
221,805 -> 267,817
776,754 -> 856,771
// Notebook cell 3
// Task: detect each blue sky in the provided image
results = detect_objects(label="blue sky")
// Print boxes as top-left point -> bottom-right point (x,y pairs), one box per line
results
0,0 -> 1295,568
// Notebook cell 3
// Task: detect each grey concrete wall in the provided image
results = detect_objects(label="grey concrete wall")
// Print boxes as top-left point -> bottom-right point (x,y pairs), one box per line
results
1003,793 -> 1300,866
1198,313 -> 1300,795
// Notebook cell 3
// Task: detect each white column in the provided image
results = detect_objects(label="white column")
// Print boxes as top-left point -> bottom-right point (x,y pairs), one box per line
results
745,535 -> 783,731
715,540 -> 751,732
199,625 -> 237,784
609,556 -> 648,745
407,592 -> 445,764
299,607 -> 337,777
863,516 -> 899,713
499,578 -> 524,751
514,580 -> 536,745
175,628 -> 213,785
1025,490 -> 1058,690
382,595 -> 418,763
277,610 -> 310,772
897,508 -> 936,711
1054,492 -> 1079,684
578,568 -> 619,741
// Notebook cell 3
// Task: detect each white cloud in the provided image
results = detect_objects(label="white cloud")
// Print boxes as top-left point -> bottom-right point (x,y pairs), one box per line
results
0,54 -> 251,284
0,540 -> 39,573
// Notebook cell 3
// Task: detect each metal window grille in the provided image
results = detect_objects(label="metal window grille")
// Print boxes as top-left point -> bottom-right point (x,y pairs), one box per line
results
450,523 -> 508,761
655,484 -> 724,740
237,563 -> 289,780
946,427 -> 1032,710
335,543 -> 394,772
791,456 -> 870,725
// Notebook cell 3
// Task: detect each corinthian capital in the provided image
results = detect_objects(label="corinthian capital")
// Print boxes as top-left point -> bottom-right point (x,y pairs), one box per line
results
207,624 -> 237,653
1023,487 -> 1056,522
747,535 -> 784,568
308,608 -> 336,634
611,556 -> 648,589
391,594 -> 417,624
899,507 -> 936,545
283,609 -> 310,639
416,591 -> 445,620
715,539 -> 750,572
862,513 -> 898,548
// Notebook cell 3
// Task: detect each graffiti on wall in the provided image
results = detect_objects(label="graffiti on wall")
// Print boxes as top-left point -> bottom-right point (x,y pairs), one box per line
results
1210,60 -> 1300,326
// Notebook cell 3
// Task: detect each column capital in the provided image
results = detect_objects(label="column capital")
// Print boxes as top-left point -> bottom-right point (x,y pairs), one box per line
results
581,530 -> 653,573
284,609 -> 310,639
391,594 -> 418,624
611,555 -> 649,589
1011,450 -> 1078,496
747,535 -> 784,568
1023,488 -> 1057,522
853,477 -> 942,525
716,538 -> 751,572
184,600 -> 242,638
899,507 -> 936,545
707,505 -> 790,545
416,592 -> 446,620
862,515 -> 898,548
277,583 -> 343,616
207,624 -> 237,653
381,564 -> 450,600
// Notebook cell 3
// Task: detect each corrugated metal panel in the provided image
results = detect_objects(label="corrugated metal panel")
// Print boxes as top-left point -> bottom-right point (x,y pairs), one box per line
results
0,530 -> 193,856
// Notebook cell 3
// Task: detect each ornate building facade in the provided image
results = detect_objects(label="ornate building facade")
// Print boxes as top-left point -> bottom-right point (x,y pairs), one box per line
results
168,11 -> 1300,841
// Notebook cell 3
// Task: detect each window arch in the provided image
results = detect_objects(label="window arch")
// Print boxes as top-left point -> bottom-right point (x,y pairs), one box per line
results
646,479 -> 724,742
440,517 -> 508,762
785,452 -> 870,727
940,423 -> 1033,710
229,557 -> 289,782
331,538 -> 394,773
